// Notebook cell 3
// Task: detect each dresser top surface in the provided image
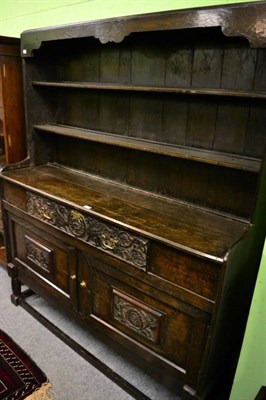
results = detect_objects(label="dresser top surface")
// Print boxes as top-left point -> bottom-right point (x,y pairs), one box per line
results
2,163 -> 249,262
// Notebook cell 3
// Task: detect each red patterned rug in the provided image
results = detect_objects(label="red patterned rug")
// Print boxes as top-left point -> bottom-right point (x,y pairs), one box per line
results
0,329 -> 51,400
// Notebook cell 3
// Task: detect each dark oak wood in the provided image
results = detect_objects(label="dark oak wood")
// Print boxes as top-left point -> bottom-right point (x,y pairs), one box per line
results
1,3 -> 266,400
1,165 -> 248,261
32,80 -> 266,99
0,36 -> 26,260
255,387 -> 266,400
0,36 -> 26,164
20,2 -> 266,54
34,124 -> 261,172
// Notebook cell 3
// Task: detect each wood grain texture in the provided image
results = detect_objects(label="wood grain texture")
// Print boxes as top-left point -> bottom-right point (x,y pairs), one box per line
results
2,4 -> 266,400
2,164 -> 249,261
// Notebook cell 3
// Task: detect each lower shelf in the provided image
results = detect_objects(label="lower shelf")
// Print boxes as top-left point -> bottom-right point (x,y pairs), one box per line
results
34,123 -> 261,173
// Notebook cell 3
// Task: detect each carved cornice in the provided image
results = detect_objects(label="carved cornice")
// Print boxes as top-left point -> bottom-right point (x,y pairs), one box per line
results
221,7 -> 266,47
21,2 -> 266,57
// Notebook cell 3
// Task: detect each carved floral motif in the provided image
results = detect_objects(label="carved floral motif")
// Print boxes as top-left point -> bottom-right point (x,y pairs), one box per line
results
25,236 -> 52,272
94,21 -> 128,44
112,290 -> 162,343
26,192 -> 149,269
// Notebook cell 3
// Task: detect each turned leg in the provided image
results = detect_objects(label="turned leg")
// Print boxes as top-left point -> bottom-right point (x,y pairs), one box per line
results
7,263 -> 22,305
10,277 -> 22,305
11,276 -> 22,296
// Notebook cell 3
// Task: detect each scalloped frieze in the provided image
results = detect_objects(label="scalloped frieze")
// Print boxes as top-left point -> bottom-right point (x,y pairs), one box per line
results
21,4 -> 266,59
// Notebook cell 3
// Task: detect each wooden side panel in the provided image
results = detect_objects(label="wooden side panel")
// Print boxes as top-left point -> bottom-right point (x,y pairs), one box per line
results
0,55 -> 26,163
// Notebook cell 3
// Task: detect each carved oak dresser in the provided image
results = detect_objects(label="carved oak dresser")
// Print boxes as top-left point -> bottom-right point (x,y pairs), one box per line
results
1,3 -> 266,399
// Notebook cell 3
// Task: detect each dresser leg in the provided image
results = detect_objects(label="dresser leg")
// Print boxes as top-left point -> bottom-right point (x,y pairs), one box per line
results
7,263 -> 22,305
11,277 -> 21,296
182,385 -> 197,400
10,277 -> 22,305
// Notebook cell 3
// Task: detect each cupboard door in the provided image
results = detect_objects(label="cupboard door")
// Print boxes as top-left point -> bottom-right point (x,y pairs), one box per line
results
87,256 -> 210,383
11,218 -> 77,303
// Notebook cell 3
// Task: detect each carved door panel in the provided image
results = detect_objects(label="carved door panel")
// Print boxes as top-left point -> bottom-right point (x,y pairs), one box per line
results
85,254 -> 210,379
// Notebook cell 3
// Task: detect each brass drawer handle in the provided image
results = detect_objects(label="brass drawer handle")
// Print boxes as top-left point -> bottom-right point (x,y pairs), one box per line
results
80,280 -> 87,288
100,234 -> 118,250
43,213 -> 51,220
70,274 -> 76,280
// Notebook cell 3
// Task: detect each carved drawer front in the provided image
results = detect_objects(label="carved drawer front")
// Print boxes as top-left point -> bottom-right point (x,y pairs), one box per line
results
26,191 -> 149,269
91,267 -> 206,373
13,221 -> 76,297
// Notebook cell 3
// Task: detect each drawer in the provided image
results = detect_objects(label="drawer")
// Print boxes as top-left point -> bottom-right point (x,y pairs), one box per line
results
89,260 -> 209,375
3,184 -> 150,270
12,219 -> 76,297
3,183 -> 149,269
149,242 -> 221,301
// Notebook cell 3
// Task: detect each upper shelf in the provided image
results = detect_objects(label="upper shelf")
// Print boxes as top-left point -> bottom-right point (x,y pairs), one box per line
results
34,123 -> 261,173
32,81 -> 266,99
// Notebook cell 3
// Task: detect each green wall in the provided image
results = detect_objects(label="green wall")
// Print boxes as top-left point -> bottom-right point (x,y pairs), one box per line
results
0,0 -> 261,38
230,241 -> 266,400
0,1 -> 265,399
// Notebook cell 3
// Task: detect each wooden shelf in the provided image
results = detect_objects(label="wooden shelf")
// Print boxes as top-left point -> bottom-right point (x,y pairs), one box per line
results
34,124 -> 261,173
31,81 -> 266,99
